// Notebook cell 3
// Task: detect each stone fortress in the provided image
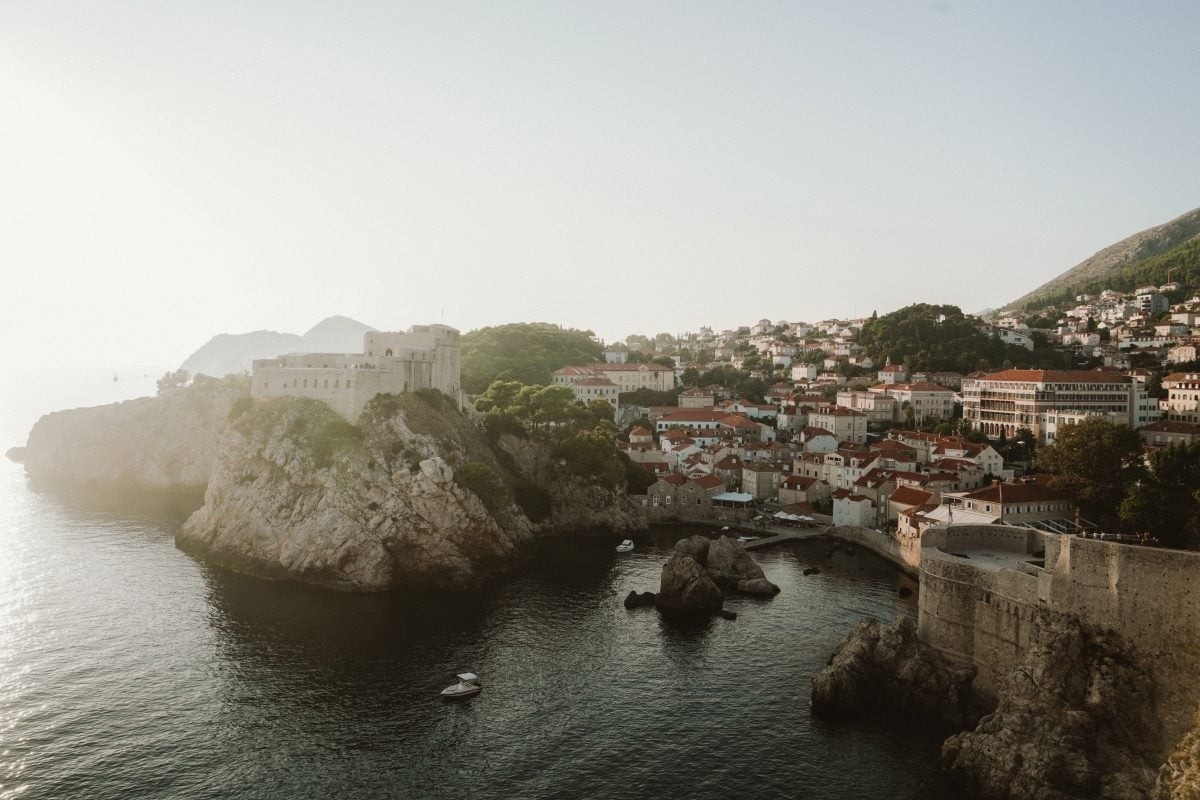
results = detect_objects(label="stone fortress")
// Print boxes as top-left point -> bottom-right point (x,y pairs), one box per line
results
916,524 -> 1200,744
251,324 -> 461,422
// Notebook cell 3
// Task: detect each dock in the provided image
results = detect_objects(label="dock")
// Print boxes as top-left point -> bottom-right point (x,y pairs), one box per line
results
741,528 -> 826,550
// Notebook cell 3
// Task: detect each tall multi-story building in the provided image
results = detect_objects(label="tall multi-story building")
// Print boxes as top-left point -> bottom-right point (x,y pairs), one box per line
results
962,369 -> 1153,444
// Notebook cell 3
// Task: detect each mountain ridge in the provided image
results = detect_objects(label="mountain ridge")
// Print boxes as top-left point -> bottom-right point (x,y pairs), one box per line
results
1007,207 -> 1200,311
180,315 -> 376,378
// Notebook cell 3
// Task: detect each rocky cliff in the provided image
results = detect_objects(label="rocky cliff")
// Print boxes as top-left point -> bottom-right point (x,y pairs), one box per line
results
178,394 -> 532,590
940,613 -> 1162,800
177,391 -> 646,591
20,376 -> 248,493
496,434 -> 646,537
814,613 -> 1174,799
811,616 -> 985,729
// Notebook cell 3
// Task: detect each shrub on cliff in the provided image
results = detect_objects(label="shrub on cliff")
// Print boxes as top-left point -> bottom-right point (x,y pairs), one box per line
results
454,461 -> 510,513
460,323 -> 602,394
551,430 -> 625,488
233,398 -> 363,469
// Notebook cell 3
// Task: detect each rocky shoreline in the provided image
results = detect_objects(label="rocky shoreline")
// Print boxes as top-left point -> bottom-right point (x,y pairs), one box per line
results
813,612 -> 1200,799
15,383 -> 648,592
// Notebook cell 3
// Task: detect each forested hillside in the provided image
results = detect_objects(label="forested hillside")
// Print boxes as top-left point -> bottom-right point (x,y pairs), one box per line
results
460,323 -> 602,394
858,304 -> 1065,373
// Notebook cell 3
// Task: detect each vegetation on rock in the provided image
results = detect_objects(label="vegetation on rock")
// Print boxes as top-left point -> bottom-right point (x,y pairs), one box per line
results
460,322 -> 602,394
857,304 -> 1063,373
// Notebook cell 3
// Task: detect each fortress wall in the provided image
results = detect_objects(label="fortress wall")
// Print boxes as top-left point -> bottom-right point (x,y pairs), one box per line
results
349,360 -> 434,421
918,545 -> 1040,698
827,525 -> 920,575
917,524 -> 1200,741
1041,535 -> 1200,739
252,365 -> 359,421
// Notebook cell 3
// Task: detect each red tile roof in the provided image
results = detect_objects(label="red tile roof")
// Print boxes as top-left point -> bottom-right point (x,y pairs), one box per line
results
782,475 -> 819,489
971,369 -> 1132,384
963,482 -> 1067,503
889,485 -> 933,507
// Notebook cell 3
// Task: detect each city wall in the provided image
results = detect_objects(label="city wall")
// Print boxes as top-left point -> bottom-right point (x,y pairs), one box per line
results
917,524 -> 1200,743
826,525 -> 920,576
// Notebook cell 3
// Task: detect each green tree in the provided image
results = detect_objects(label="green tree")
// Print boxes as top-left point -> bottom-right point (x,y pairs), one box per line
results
460,323 -> 602,394
1034,417 -> 1144,528
1119,441 -> 1200,548
157,368 -> 190,393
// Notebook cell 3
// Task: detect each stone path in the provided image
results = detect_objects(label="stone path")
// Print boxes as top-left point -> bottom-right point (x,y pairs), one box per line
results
741,528 -> 826,550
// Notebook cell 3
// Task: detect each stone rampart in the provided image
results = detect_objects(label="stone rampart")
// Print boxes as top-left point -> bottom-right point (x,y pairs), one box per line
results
917,523 -> 1200,743
827,525 -> 920,576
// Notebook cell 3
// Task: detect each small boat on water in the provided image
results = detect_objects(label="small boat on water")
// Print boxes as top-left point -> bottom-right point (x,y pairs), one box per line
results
737,535 -> 758,543
615,539 -> 635,553
441,672 -> 481,700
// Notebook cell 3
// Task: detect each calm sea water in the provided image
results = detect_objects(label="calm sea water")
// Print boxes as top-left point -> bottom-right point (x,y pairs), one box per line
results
0,372 -> 951,799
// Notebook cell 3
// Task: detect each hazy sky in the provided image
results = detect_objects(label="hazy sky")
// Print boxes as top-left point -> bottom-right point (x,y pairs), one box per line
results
2,1 -> 1197,368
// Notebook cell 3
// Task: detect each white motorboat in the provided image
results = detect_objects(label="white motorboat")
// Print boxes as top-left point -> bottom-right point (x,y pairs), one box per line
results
440,672 -> 481,699
615,539 -> 635,553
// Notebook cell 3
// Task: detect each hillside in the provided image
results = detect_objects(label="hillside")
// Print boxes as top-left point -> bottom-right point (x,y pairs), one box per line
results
1008,207 -> 1200,311
179,315 -> 376,378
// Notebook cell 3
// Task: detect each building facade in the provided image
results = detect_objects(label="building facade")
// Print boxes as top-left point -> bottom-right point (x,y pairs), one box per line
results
962,369 -> 1152,444
251,324 -> 461,423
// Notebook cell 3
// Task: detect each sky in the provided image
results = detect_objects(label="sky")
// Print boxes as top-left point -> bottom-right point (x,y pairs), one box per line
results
1,1 -> 1198,369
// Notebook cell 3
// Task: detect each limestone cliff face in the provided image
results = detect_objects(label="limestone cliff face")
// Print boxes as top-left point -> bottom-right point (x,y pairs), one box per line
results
178,394 -> 534,591
940,613 -> 1162,800
817,611 -> 1167,800
810,616 -> 985,729
496,434 -> 647,536
1157,727 -> 1200,799
21,378 -> 247,493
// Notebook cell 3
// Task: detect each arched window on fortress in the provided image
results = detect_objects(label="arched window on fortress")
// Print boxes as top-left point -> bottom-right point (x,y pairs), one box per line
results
303,379 -> 308,388
385,349 -> 394,357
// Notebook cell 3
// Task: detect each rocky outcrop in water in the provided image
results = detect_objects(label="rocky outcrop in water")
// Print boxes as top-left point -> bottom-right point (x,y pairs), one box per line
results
20,376 -> 248,493
810,616 -> 984,729
654,535 -> 778,612
940,614 -> 1162,800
